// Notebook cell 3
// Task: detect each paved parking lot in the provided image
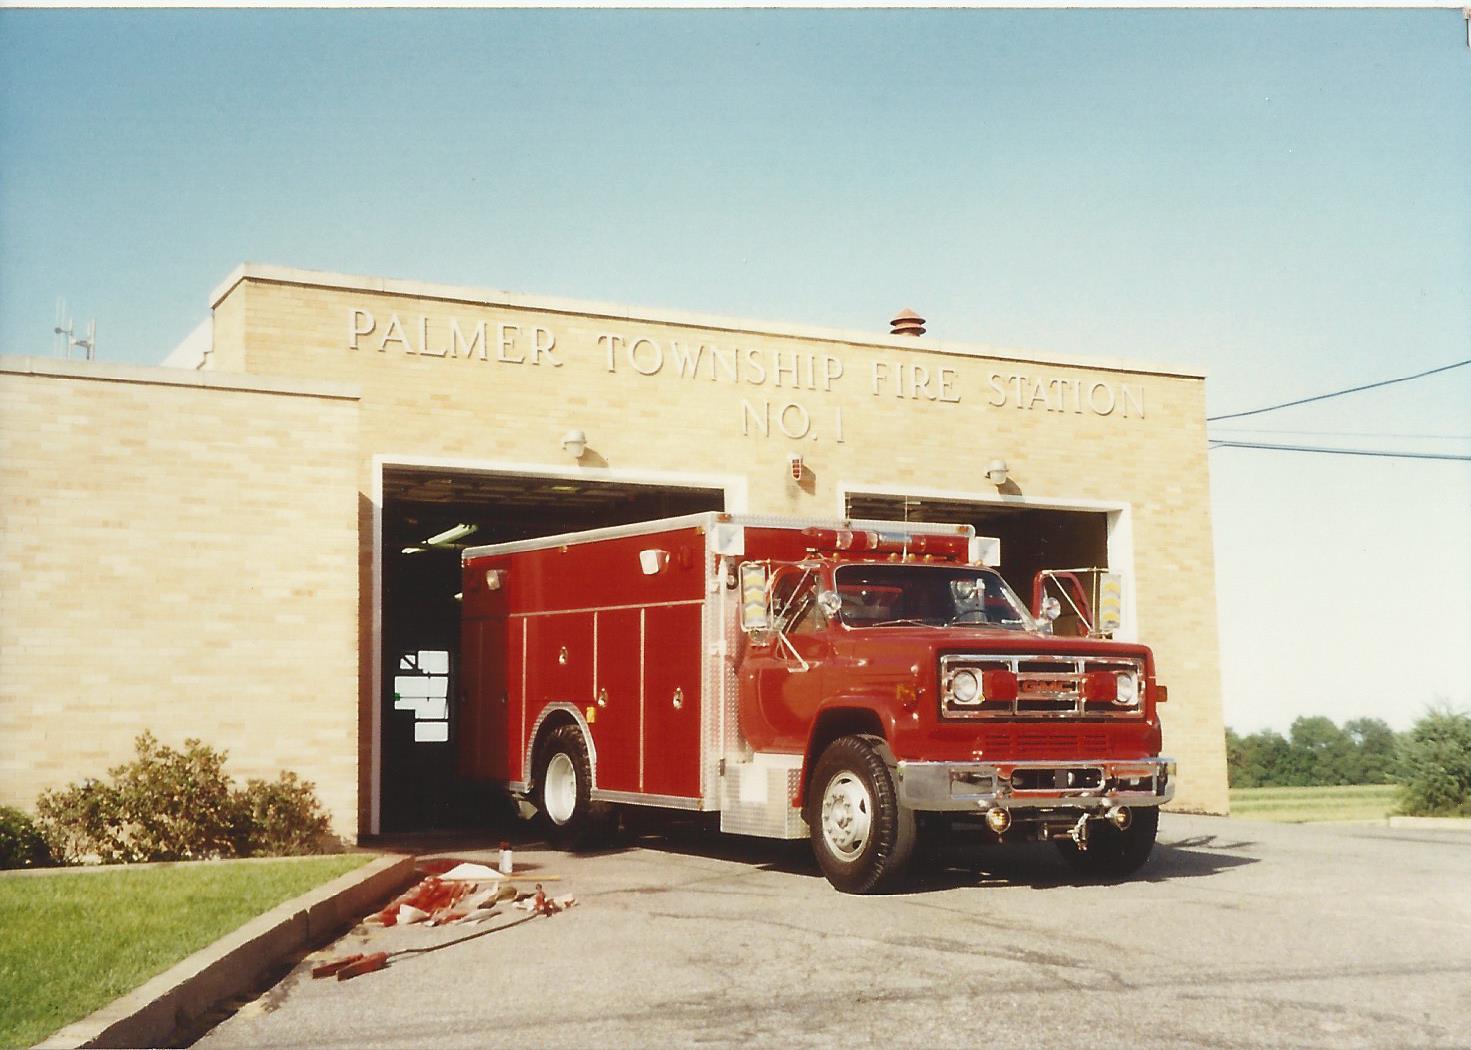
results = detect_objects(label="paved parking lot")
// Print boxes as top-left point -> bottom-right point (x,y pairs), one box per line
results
197,814 -> 1470,1049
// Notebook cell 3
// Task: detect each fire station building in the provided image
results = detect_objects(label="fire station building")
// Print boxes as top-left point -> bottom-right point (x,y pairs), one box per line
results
0,264 -> 1230,837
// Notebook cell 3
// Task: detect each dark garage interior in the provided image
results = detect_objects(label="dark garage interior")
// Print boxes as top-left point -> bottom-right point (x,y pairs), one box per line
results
380,466 -> 724,831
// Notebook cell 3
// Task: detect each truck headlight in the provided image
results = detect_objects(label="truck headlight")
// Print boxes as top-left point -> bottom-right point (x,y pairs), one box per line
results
949,669 -> 981,704
1115,672 -> 1139,706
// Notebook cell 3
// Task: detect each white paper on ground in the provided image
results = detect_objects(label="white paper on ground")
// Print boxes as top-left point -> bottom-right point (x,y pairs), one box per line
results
439,862 -> 505,882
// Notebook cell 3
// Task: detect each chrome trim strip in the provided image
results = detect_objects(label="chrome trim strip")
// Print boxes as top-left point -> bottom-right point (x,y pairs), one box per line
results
511,598 -> 706,619
591,788 -> 706,811
521,702 -> 599,790
519,617 -> 528,781
463,512 -> 972,561
464,512 -> 721,559
638,607 -> 646,794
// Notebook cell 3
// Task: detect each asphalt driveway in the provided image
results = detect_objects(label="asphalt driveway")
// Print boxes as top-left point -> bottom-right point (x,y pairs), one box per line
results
196,814 -> 1471,1049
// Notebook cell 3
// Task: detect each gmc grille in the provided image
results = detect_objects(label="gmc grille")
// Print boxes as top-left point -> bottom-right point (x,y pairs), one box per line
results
940,653 -> 1145,720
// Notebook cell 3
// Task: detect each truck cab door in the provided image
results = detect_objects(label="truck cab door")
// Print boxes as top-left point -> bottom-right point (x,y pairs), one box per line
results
740,567 -> 830,753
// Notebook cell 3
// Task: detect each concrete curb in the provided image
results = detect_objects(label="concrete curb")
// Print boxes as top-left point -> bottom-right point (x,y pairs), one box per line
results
34,853 -> 417,1050
1387,815 -> 1471,832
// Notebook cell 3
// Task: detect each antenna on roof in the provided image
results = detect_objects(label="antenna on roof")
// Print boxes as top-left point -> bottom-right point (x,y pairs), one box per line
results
51,298 -> 96,360
76,319 -> 96,360
52,298 -> 72,357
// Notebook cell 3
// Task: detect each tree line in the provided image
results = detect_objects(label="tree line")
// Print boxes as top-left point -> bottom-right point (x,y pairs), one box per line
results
1226,716 -> 1398,787
1227,709 -> 1471,816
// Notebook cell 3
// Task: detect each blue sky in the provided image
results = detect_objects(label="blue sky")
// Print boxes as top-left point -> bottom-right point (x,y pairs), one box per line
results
2,8 -> 1468,732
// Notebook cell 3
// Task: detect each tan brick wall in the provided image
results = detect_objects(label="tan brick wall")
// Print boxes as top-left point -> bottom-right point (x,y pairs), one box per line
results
0,359 -> 363,835
220,273 -> 1230,814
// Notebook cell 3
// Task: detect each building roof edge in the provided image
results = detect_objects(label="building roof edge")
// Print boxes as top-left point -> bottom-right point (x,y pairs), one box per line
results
0,355 -> 362,401
213,263 -> 1209,381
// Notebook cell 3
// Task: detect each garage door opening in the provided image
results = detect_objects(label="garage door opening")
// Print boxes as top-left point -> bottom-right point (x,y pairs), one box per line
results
380,467 -> 725,831
843,491 -> 1113,634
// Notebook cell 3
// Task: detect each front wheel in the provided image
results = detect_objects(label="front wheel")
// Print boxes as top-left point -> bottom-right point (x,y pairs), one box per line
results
532,723 -> 615,850
1055,805 -> 1159,879
807,735 -> 916,894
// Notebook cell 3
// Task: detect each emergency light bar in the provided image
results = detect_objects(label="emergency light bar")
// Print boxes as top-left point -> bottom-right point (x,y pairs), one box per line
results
799,526 -> 970,561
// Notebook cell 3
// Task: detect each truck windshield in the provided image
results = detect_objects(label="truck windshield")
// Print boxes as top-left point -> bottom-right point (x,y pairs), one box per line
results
833,564 -> 1034,630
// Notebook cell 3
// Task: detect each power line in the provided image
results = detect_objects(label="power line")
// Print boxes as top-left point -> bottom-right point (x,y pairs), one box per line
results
1209,440 -> 1471,462
1206,358 -> 1471,422
1208,427 -> 1471,441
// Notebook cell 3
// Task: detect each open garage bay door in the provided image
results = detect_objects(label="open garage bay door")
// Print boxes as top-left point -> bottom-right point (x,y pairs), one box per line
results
844,492 -> 1111,632
381,467 -> 724,831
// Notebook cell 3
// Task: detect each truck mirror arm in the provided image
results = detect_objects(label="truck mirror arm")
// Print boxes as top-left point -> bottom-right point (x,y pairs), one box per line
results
774,630 -> 811,673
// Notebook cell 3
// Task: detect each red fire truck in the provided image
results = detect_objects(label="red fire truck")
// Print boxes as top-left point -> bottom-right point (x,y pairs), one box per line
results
458,513 -> 1173,893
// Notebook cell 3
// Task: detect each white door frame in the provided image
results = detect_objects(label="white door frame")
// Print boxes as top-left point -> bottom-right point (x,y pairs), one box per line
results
834,481 -> 1138,642
369,453 -> 747,835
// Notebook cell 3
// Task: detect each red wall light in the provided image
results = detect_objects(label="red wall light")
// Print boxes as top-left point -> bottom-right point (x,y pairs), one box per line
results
981,669 -> 1018,701
1082,671 -> 1118,703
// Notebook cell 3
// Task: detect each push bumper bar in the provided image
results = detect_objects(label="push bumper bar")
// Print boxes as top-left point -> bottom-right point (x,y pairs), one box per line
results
895,757 -> 1176,812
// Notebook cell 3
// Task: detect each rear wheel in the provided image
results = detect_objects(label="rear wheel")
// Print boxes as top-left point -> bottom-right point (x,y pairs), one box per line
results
533,723 -> 615,849
1055,806 -> 1159,879
807,735 -> 916,894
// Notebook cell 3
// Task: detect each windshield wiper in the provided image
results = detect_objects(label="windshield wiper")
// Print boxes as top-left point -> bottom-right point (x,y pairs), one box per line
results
867,618 -> 930,628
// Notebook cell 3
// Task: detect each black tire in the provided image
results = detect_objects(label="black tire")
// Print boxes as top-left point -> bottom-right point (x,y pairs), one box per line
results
532,723 -> 615,850
806,735 -> 917,894
1055,805 -> 1159,879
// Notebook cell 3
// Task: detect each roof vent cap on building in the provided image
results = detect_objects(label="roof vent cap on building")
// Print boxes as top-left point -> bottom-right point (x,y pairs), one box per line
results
889,307 -> 926,337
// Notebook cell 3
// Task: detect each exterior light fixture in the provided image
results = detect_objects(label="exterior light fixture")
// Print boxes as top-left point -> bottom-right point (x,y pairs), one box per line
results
424,523 -> 478,547
985,459 -> 1009,486
561,429 -> 588,460
788,453 -> 804,482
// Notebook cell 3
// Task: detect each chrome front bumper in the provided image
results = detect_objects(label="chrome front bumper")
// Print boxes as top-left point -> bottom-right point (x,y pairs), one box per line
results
895,757 -> 1176,813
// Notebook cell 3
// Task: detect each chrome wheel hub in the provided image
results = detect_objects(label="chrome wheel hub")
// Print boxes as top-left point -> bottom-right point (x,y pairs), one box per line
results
544,752 -> 577,825
820,771 -> 873,861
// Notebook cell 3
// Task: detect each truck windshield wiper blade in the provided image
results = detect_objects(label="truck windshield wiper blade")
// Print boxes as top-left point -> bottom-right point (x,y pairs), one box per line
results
869,618 -> 929,627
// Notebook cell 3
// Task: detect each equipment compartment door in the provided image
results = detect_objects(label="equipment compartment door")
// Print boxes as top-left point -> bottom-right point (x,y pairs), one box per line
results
525,610 -> 594,721
590,607 -> 641,793
642,603 -> 703,799
457,615 -> 514,781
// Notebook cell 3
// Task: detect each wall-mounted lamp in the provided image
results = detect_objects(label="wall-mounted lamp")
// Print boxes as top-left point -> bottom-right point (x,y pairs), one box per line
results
985,459 -> 1010,486
788,453 -> 804,482
424,523 -> 478,547
561,429 -> 588,460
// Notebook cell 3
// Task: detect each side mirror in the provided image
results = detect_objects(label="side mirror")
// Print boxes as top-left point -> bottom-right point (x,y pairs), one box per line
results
817,590 -> 842,619
1037,595 -> 1062,635
739,563 -> 771,632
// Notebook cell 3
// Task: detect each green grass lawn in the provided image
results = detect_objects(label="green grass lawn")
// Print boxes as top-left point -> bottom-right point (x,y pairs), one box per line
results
1229,783 -> 1399,823
0,853 -> 371,1049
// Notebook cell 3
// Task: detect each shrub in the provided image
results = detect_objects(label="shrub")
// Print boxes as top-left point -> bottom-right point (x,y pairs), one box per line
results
35,732 -> 336,865
1394,708 -> 1471,818
0,805 -> 54,869
235,772 -> 336,856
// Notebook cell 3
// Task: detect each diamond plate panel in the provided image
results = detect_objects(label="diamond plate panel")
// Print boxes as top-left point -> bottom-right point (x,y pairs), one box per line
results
719,757 -> 809,839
